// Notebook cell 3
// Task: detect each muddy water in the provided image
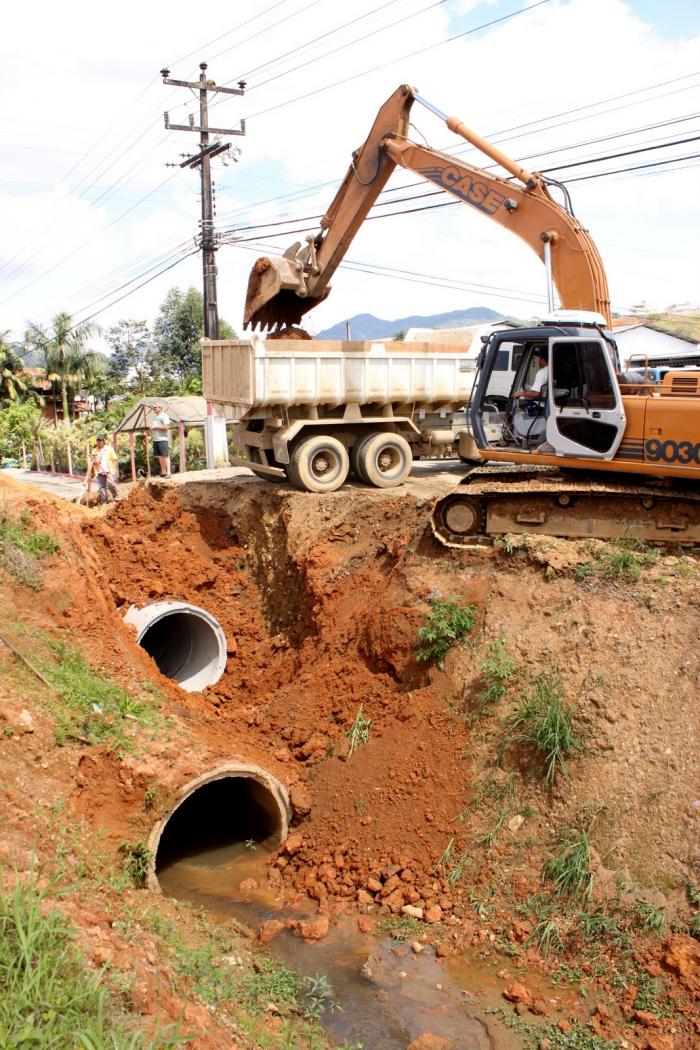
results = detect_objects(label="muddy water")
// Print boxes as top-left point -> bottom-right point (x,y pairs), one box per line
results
158,844 -> 516,1049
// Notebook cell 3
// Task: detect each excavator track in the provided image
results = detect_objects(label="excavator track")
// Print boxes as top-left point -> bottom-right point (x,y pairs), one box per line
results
431,463 -> 700,547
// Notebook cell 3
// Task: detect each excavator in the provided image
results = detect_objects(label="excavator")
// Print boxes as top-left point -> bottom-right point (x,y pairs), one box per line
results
243,84 -> 700,544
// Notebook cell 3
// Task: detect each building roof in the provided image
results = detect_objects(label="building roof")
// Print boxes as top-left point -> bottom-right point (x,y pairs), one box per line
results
115,396 -> 220,433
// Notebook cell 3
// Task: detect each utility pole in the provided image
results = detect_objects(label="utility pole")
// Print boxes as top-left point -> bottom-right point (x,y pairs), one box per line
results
161,64 -> 245,339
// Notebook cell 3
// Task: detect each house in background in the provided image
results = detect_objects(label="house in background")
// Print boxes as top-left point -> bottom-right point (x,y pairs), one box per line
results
22,367 -> 90,422
403,320 -> 520,352
611,318 -> 700,369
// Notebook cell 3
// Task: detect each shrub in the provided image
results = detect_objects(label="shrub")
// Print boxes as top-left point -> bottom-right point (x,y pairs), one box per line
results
415,596 -> 476,669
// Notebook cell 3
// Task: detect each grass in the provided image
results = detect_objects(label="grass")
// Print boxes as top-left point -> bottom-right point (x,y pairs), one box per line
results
41,639 -> 164,751
119,841 -> 151,887
0,507 -> 58,590
634,900 -> 666,934
0,869 -> 184,1048
477,638 -> 517,711
500,668 -> 584,787
488,1008 -> 621,1050
529,917 -> 565,955
347,703 -> 371,757
477,811 -> 507,849
378,915 -> 423,940
415,596 -> 476,669
543,828 -> 594,901
575,534 -> 660,584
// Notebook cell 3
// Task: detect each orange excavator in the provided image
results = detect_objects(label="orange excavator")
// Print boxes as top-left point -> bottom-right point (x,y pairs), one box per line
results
244,85 -> 700,544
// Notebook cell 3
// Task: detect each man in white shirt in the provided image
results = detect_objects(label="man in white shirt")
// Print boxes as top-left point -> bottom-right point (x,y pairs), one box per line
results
513,349 -> 548,402
150,402 -> 171,478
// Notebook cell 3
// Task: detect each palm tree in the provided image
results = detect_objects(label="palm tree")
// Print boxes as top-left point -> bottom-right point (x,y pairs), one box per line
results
0,331 -> 30,404
25,312 -> 99,425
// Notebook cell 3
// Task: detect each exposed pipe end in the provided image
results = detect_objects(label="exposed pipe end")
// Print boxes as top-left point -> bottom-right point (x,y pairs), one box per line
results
124,601 -> 227,692
146,763 -> 291,892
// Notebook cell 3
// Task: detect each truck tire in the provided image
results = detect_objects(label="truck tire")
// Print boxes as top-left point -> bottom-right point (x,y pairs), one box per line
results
349,433 -> 375,483
289,435 -> 349,493
357,433 -> 412,488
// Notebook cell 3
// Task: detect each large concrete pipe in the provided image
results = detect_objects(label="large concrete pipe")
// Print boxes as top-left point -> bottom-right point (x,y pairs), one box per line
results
146,763 -> 291,891
124,601 -> 227,692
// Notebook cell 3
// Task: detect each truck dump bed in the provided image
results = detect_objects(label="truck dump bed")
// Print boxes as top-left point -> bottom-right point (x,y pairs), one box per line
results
202,336 -> 474,413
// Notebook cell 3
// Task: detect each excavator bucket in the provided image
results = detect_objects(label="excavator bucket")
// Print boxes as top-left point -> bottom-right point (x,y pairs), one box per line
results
243,253 -> 330,331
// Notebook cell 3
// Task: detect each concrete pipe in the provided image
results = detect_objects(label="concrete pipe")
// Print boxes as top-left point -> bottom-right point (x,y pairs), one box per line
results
124,601 -> 227,692
146,763 -> 291,891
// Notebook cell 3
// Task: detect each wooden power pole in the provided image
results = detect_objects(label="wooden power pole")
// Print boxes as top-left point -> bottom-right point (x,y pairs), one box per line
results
161,64 -> 245,339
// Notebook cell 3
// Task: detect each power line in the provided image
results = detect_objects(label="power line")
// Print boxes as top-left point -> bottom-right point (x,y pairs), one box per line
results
242,0 -> 554,121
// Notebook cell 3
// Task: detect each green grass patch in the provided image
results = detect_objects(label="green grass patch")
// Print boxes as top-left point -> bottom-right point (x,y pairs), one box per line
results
0,869 -> 184,1048
40,640 -> 164,751
0,508 -> 58,590
500,668 -> 583,787
487,1008 -> 621,1049
544,828 -> 594,901
378,915 -> 423,941
575,535 -> 660,584
415,596 -> 476,669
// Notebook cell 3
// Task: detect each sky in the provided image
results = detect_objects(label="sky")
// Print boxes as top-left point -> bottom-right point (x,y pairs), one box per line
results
2,0 -> 700,346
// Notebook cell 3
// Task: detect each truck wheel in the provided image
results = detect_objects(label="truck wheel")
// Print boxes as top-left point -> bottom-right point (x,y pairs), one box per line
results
290,435 -> 349,493
349,433 -> 375,483
357,433 -> 412,488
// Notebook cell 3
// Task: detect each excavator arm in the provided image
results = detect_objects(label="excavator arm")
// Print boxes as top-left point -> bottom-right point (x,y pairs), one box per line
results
244,84 -> 415,330
243,85 -> 611,331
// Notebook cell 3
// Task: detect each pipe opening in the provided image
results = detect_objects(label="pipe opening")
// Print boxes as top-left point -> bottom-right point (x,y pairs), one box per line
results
124,602 -> 227,692
155,775 -> 284,875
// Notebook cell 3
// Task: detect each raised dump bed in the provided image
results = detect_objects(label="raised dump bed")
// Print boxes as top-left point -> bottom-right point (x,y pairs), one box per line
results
202,336 -> 477,492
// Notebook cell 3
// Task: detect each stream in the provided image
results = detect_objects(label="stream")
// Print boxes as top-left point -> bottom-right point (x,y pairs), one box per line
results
157,840 -> 522,1049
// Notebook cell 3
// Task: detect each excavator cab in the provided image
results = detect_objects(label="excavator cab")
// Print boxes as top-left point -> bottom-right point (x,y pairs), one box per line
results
469,321 -> 626,462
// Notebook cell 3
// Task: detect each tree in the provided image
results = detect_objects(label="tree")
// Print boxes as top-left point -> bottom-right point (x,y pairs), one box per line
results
106,320 -> 156,394
0,333 -> 30,404
154,287 -> 237,384
25,312 -> 100,425
0,401 -> 46,468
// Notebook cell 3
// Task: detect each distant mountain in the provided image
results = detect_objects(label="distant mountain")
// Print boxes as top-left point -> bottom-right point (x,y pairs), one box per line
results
315,307 -> 502,340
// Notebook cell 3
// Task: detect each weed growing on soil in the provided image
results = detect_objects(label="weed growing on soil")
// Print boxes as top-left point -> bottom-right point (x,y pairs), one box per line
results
478,811 -> 507,849
500,668 -> 583,787
119,841 -> 151,887
378,915 -> 423,940
42,640 -> 164,751
633,900 -> 665,934
302,973 -> 341,1020
415,596 -> 476,669
530,916 -> 565,955
0,508 -> 58,589
487,1009 -> 620,1050
347,703 -> 371,757
0,870 -> 183,1048
478,638 -> 517,711
575,534 -> 660,584
544,828 -> 594,901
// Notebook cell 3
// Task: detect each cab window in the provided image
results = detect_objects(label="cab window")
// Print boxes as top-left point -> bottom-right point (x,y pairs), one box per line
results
551,340 -> 615,409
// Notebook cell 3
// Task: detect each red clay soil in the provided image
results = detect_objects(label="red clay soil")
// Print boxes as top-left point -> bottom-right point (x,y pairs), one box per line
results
1,471 -> 699,1048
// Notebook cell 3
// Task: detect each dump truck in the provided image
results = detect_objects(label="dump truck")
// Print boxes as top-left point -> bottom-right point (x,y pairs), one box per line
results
202,334 -> 478,490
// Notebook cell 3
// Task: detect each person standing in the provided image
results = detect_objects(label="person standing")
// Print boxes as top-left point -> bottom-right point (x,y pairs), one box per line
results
92,435 -> 119,504
151,402 -> 171,478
